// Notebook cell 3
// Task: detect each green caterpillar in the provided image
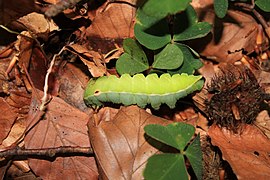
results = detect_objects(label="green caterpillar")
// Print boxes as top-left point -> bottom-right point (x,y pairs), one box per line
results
83,73 -> 204,109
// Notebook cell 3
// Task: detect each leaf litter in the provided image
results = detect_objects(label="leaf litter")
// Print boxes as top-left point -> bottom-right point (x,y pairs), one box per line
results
0,0 -> 270,179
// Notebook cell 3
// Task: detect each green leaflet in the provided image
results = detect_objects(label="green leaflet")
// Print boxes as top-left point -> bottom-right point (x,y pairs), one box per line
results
83,73 -> 204,109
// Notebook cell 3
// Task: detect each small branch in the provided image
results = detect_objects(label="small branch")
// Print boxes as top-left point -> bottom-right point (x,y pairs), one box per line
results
0,146 -> 93,158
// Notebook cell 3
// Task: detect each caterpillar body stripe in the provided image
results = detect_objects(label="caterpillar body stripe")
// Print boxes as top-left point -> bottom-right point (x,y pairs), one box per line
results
83,73 -> 204,109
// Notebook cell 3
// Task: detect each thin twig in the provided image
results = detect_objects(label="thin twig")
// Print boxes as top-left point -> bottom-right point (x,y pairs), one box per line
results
0,146 -> 93,158
40,43 -> 73,111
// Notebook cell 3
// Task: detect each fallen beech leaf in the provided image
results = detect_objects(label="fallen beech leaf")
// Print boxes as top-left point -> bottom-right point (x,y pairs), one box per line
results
255,110 -> 270,139
257,70 -> 270,93
174,107 -> 200,126
28,44 -> 48,91
6,90 -> 31,115
58,63 -> 91,112
1,119 -> 26,148
86,1 -> 136,39
13,32 -> 49,91
208,124 -> 270,179
85,1 -> 136,53
25,90 -> 98,179
17,12 -> 59,40
43,0 -> 58,3
88,106 -> 172,179
191,0 -> 213,9
16,32 -> 34,74
66,44 -> 106,77
0,0 -> 35,24
0,119 -> 29,173
0,58 -> 12,94
191,9 -> 259,63
0,98 -> 17,143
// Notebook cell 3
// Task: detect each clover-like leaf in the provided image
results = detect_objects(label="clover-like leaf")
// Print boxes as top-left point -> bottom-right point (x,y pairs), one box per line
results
143,154 -> 188,180
255,0 -> 270,12
174,22 -> 212,41
144,122 -> 195,150
168,44 -> 203,74
134,9 -> 171,50
185,134 -> 203,180
141,0 -> 192,19
214,0 -> 229,18
152,43 -> 183,70
116,38 -> 149,75
173,5 -> 211,41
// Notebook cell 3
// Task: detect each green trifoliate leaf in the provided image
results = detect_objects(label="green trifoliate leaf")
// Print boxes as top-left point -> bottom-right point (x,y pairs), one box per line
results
153,43 -> 183,70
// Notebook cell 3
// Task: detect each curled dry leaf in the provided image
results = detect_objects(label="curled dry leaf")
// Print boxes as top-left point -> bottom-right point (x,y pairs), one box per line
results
25,89 -> 98,179
208,124 -> 270,179
17,12 -> 59,40
191,9 -> 259,63
173,107 -> 199,125
0,58 -> 12,94
10,32 -> 48,91
66,44 -> 106,77
0,98 -> 17,143
0,120 -> 30,173
27,44 -> 48,91
191,0 -> 213,9
88,106 -> 172,180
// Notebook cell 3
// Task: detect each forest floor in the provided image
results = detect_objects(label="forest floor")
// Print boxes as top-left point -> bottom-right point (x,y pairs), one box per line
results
0,0 -> 270,179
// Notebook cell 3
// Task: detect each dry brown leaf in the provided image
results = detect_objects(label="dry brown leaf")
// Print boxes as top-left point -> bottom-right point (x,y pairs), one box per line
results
208,124 -> 270,179
0,98 -> 18,143
1,119 -> 25,149
27,45 -> 48,91
88,106 -> 172,180
85,1 -> 136,53
0,90 -> 31,174
43,0 -> 58,4
6,90 -> 31,115
66,44 -> 106,77
191,9 -> 259,63
0,58 -> 12,94
255,110 -> 270,139
12,32 -> 48,91
5,165 -> 36,180
58,63 -> 91,112
16,32 -> 34,72
4,31 -> 49,92
257,70 -> 270,93
86,1 -> 135,39
191,0 -> 213,9
24,90 -> 98,179
17,12 -> 59,40
174,107 -> 199,125
0,0 -> 35,25
0,119 -> 30,174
